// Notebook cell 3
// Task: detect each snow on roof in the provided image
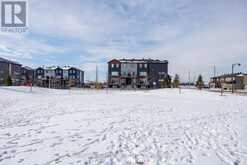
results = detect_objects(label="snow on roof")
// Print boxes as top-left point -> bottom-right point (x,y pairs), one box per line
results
35,66 -> 83,71
212,72 -> 247,78
45,66 -> 57,70
22,66 -> 33,70
118,58 -> 168,64
62,66 -> 71,70
0,57 -> 21,65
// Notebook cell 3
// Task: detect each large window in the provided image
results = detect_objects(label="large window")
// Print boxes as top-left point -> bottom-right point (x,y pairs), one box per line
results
139,72 -> 147,76
111,71 -> 119,76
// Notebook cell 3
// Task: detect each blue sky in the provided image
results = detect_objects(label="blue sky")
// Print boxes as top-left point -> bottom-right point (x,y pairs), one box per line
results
0,0 -> 247,82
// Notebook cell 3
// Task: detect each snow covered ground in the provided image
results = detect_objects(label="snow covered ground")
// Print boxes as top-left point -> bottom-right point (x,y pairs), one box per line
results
0,87 -> 247,165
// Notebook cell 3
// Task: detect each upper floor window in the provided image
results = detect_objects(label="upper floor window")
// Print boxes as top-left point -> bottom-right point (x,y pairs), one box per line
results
70,70 -> 75,74
139,72 -> 147,76
111,71 -> 119,76
111,64 -> 114,68
144,64 -> 147,68
116,64 -> 119,68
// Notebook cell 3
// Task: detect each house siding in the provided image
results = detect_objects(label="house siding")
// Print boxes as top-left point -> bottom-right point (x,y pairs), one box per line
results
108,59 -> 169,88
0,61 -> 8,85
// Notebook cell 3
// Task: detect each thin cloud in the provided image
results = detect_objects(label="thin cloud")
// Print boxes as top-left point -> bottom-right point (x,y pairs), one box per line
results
0,0 -> 246,82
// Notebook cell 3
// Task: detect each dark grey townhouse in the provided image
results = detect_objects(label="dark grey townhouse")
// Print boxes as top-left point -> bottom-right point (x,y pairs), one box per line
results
108,58 -> 169,88
21,66 -> 34,85
35,67 -> 45,80
35,66 -> 84,88
0,57 -> 9,85
0,57 -> 22,86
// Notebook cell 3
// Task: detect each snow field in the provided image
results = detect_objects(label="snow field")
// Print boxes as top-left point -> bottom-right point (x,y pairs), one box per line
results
0,87 -> 247,165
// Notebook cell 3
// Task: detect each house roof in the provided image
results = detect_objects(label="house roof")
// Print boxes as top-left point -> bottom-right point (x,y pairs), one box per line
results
0,57 -> 21,65
62,66 -> 71,70
212,73 -> 247,78
45,66 -> 57,70
22,66 -> 33,70
109,58 -> 168,64
36,66 -> 83,71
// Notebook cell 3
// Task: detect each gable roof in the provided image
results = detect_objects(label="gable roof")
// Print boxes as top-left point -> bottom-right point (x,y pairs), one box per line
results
22,66 -> 33,70
108,59 -> 120,63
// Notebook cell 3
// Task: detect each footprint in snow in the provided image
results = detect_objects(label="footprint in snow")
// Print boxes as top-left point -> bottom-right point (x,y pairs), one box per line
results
18,159 -> 24,163
234,160 -> 240,165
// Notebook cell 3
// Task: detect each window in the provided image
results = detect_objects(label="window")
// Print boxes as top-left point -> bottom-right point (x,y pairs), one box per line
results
111,71 -> 119,76
111,64 -> 114,68
139,72 -> 147,76
116,64 -> 119,68
144,64 -> 147,68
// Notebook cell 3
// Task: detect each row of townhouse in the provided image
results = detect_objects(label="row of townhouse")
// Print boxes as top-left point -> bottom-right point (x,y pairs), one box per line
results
108,58 -> 169,88
210,73 -> 247,90
0,57 -> 84,88
35,66 -> 84,88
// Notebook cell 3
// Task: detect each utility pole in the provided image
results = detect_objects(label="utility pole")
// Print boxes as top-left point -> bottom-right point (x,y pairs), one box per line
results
49,76 -> 51,89
188,70 -> 191,88
213,65 -> 216,77
30,80 -> 33,92
96,65 -> 98,88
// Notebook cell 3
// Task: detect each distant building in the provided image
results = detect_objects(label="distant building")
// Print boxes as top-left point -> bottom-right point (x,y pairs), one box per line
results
0,57 -> 22,86
35,66 -> 84,88
21,66 -> 34,85
210,73 -> 247,90
108,58 -> 169,88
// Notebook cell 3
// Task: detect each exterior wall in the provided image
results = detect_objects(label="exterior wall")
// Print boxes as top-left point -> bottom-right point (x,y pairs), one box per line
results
63,70 -> 69,79
9,63 -> 22,86
68,68 -> 81,87
244,76 -> 247,89
210,75 -> 247,90
137,63 -> 148,87
108,59 -> 169,89
148,63 -> 168,88
21,67 -> 34,85
121,63 -> 137,77
80,71 -> 84,84
34,66 -> 84,88
108,60 -> 121,87
109,61 -> 121,77
0,61 -> 9,85
68,68 -> 78,79
55,67 -> 63,79
137,63 -> 148,76
35,68 -> 45,79
45,69 -> 55,78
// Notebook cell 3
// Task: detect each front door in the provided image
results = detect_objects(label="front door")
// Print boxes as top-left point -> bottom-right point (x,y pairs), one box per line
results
126,77 -> 132,85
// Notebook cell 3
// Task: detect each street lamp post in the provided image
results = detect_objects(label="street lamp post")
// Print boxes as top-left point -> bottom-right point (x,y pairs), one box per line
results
231,63 -> 241,93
